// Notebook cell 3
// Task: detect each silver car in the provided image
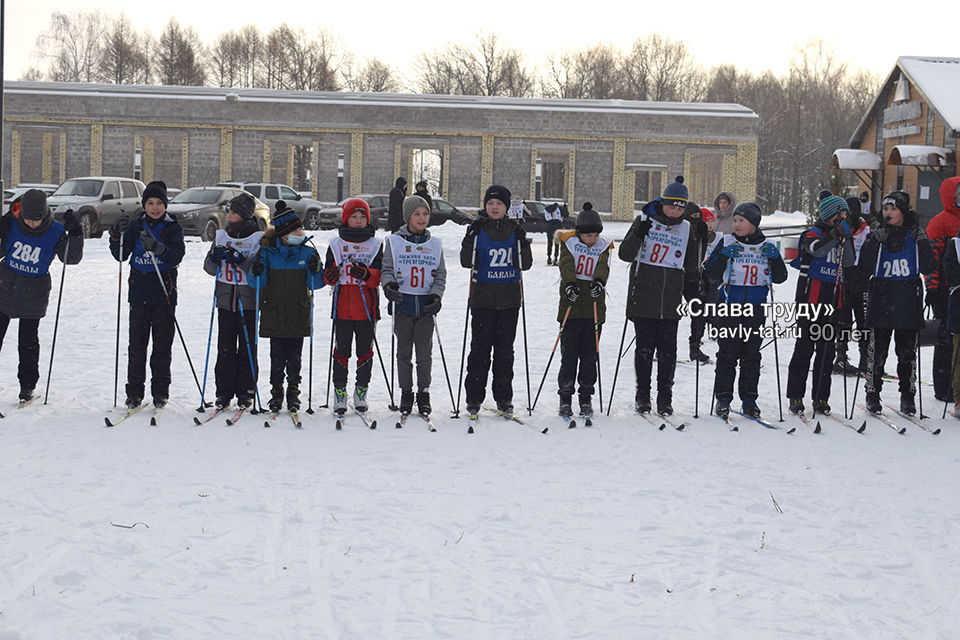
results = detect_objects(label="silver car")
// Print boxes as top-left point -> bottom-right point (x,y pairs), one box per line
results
47,177 -> 146,238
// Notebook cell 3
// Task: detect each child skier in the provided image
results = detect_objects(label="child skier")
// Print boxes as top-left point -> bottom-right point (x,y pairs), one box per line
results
617,176 -> 700,416
859,192 -> 935,415
832,196 -> 873,375
322,198 -> 383,415
381,195 -> 446,416
704,202 -> 787,418
202,192 -> 263,410
555,202 -> 612,417
247,203 -> 324,413
461,184 -> 533,418
110,181 -> 185,409
785,195 -> 855,416
544,202 -> 563,265
0,190 -> 84,402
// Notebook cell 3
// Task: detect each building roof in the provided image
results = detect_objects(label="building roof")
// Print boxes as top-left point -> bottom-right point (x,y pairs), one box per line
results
850,56 -> 960,146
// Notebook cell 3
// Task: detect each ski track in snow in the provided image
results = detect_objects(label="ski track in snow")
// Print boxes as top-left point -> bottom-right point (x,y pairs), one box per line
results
2,222 -> 960,638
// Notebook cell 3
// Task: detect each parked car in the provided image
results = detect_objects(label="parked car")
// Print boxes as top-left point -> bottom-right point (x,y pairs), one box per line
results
2,184 -> 58,216
317,194 -> 390,230
521,200 -> 571,234
218,182 -> 326,230
47,177 -> 146,238
428,198 -> 473,226
168,186 -> 271,241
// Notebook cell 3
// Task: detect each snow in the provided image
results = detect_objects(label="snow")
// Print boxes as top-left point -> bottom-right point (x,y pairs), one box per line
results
889,144 -> 954,168
3,221 -> 959,638
831,149 -> 883,171
898,57 -> 960,133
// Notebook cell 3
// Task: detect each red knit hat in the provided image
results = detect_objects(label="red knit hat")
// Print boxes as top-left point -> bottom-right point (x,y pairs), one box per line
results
700,207 -> 715,223
341,197 -> 370,226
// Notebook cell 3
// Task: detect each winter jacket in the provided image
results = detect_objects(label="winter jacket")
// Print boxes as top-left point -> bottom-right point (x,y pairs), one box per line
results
924,176 -> 960,317
845,219 -> 871,296
110,213 -> 185,306
202,219 -> 262,311
322,226 -> 383,322
387,178 -> 408,233
0,213 -> 83,319
556,229 -> 612,324
789,221 -> 855,306
617,199 -> 700,320
460,215 -> 533,310
860,218 -> 935,331
380,225 -> 446,318
943,234 -> 960,334
247,228 -> 324,338
712,191 -> 738,236
704,230 -> 788,308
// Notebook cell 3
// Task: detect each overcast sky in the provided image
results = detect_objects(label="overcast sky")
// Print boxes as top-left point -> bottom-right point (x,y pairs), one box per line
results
3,0 -> 955,86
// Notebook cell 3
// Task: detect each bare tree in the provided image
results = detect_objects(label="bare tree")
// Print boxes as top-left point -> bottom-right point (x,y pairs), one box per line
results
623,33 -> 704,101
210,31 -> 242,87
236,25 -> 264,88
35,10 -> 107,82
343,58 -> 400,92
545,44 -> 625,99
416,32 -> 533,97
280,26 -> 342,91
157,18 -> 206,86
99,13 -> 151,84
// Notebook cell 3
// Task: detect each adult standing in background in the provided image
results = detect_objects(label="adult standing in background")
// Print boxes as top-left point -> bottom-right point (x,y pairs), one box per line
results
387,177 -> 408,233
414,180 -> 432,208
712,191 -> 738,236
925,176 -> 960,404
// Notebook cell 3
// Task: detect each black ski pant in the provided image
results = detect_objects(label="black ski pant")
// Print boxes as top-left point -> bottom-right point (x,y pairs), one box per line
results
934,319 -> 954,402
465,306 -> 519,407
126,303 -> 175,402
269,337 -> 303,391
836,288 -> 868,367
632,316 -> 678,403
394,313 -> 433,393
215,308 -> 258,402
558,318 -> 601,399
333,319 -> 374,389
0,312 -> 41,391
865,327 -> 917,398
786,313 -> 836,402
546,223 -> 561,262
713,317 -> 764,402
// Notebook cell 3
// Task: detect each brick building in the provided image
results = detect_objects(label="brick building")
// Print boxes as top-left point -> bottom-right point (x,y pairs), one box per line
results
2,82 -> 759,219
834,56 -> 959,226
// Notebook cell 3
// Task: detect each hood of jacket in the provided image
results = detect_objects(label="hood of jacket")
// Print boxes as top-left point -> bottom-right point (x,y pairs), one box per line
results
939,176 -> 960,218
395,225 -> 432,243
713,191 -> 738,220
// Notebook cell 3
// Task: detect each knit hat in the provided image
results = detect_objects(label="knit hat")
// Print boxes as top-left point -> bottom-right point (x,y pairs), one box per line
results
341,197 -> 370,226
228,192 -> 257,220
142,180 -> 168,208
661,176 -> 688,207
271,201 -> 302,236
818,195 -> 849,222
817,189 -> 833,203
845,197 -> 863,224
575,202 -> 603,234
20,189 -> 50,222
733,201 -> 762,230
700,207 -> 715,223
402,195 -> 430,222
881,191 -> 910,217
483,184 -> 511,208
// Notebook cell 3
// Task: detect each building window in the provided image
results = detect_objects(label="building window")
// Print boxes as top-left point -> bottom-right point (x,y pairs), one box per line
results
926,107 -> 935,145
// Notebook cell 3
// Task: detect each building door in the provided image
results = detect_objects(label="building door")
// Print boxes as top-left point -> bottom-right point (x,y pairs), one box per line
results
917,169 -> 947,229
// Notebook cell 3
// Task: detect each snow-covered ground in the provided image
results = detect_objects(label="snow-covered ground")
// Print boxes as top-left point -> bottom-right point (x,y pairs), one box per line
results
2,220 -> 959,639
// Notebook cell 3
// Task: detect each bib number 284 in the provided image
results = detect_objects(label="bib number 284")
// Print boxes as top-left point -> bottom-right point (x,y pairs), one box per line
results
10,241 -> 42,264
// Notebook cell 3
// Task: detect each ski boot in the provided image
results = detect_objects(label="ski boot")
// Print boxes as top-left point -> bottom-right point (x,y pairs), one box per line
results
215,396 -> 230,411
865,392 -> 882,415
354,385 -> 369,412
900,394 -> 916,416
237,396 -> 254,411
125,396 -> 142,410
635,396 -> 652,415
496,401 -> 514,417
416,391 -> 431,416
559,394 -> 573,418
153,397 -> 167,409
333,387 -> 348,415
286,386 -> 301,412
578,395 -> 594,418
741,398 -> 761,419
788,398 -> 805,415
18,387 -> 35,403
466,403 -> 480,419
715,396 -> 731,419
812,399 -> 831,415
268,386 -> 284,414
399,390 -> 415,415
952,402 -> 960,419
689,342 -> 711,364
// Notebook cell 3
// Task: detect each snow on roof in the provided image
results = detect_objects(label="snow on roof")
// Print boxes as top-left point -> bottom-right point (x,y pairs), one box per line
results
898,57 -> 960,132
831,149 -> 882,171
888,144 -> 956,167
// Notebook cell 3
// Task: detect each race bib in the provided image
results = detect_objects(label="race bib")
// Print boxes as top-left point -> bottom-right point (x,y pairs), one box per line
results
390,235 -> 443,294
507,204 -> 524,220
215,229 -> 263,286
636,217 -> 690,270
565,236 -> 610,281
330,236 -> 382,286
721,236 -> 770,287
4,222 -> 62,277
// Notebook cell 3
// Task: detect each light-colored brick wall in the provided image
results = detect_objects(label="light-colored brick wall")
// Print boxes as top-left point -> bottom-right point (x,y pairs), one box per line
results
90,123 -> 103,176
219,128 -> 233,184
10,131 -> 21,187
350,132 -> 363,195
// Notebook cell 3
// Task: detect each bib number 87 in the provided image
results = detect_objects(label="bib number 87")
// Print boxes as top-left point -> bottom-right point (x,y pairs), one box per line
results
649,242 -> 670,264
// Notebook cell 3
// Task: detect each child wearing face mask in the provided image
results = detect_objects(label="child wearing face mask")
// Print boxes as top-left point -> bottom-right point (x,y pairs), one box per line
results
203,192 -> 263,411
247,202 -> 324,414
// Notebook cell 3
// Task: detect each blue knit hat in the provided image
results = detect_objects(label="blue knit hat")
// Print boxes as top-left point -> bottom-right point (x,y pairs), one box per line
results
661,176 -> 688,207
271,200 -> 302,236
818,195 -> 849,222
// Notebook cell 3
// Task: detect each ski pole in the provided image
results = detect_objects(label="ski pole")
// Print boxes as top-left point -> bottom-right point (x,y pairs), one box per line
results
42,245 -> 68,405
517,237 -> 532,415
323,283 -> 338,409
235,288 -> 262,414
605,318 -> 630,416
532,307 -> 571,411
351,258 -> 396,409
114,257 -> 122,407
769,285 -> 784,422
307,279 -> 315,414
454,236 -> 477,418
593,300 -> 604,415
944,330 -> 959,419
198,263 -> 220,413
915,332 -> 925,419
432,315 -> 457,415
388,302 -> 398,411
694,318 -> 700,419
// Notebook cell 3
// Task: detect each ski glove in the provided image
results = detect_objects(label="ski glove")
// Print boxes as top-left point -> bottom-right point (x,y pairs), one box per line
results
349,264 -> 371,282
140,230 -> 165,255
590,280 -> 605,298
111,215 -> 130,238
250,258 -> 265,277
62,210 -> 82,237
307,252 -> 321,273
423,294 -> 442,314
214,246 -> 244,265
760,243 -> 779,259
564,283 -> 581,303
465,219 -> 484,240
629,217 -> 653,241
721,243 -> 744,258
322,266 -> 340,285
383,281 -> 402,303
835,221 -> 852,238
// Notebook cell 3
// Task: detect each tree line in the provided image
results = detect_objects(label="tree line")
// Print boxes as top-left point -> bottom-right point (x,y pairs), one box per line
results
22,11 -> 881,213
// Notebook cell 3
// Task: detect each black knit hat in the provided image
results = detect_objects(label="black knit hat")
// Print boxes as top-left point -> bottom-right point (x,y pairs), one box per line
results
142,180 -> 168,208
881,191 -> 910,217
661,176 -> 688,207
483,184 -> 511,208
733,201 -> 762,230
271,200 -> 302,236
575,202 -> 603,234
229,192 -> 257,220
20,189 -> 50,222
845,197 -> 863,224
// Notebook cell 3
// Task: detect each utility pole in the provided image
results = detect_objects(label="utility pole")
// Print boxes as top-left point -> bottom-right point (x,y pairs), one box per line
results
1,0 -> 6,193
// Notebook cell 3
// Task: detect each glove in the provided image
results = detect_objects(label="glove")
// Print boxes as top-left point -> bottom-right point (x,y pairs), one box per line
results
913,227 -> 928,241
63,210 -> 82,237
465,219 -> 484,240
721,243 -> 744,258
214,246 -> 244,265
349,264 -> 371,282
835,221 -> 852,238
590,280 -> 605,298
250,258 -> 265,277
323,266 -> 340,285
383,281 -> 402,302
564,283 -> 580,303
140,230 -> 165,255
630,217 -> 653,240
423,294 -> 442,314
111,215 -> 130,238
307,252 -> 321,273
514,225 -> 528,245
760,243 -> 779,259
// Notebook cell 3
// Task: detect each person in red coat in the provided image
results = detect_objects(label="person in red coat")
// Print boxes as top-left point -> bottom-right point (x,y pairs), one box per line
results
924,176 -> 960,402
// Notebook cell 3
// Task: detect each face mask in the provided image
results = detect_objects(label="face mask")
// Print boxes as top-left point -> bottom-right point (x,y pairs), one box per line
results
227,220 -> 248,233
285,234 -> 306,245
